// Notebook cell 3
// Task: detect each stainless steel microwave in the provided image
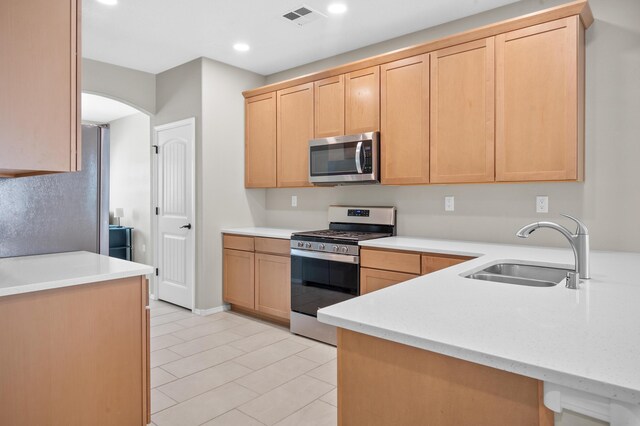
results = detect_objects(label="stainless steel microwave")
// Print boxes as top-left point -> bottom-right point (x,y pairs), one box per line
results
308,132 -> 379,185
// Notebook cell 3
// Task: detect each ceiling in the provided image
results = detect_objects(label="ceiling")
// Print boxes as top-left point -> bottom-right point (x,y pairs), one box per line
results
83,0 -> 520,76
82,93 -> 141,123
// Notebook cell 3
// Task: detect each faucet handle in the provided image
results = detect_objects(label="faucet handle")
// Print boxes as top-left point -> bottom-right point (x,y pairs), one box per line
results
560,214 -> 589,235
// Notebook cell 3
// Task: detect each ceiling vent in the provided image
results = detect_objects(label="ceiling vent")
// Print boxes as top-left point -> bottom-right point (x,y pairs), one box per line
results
282,5 -> 326,27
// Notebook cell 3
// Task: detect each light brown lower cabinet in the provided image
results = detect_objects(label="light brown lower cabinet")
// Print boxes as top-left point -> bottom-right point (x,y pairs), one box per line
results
223,234 -> 291,322
255,253 -> 291,319
338,328 -> 552,426
360,267 -> 419,294
360,248 -> 474,294
0,276 -> 150,425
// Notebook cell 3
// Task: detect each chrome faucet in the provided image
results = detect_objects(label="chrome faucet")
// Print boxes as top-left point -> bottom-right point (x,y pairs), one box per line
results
516,214 -> 590,280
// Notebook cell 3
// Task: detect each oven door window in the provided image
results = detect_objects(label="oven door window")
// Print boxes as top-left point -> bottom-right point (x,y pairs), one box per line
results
310,142 -> 360,177
291,255 -> 358,317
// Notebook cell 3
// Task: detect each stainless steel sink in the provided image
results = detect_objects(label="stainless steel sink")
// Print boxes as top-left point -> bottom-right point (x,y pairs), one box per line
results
464,263 -> 572,287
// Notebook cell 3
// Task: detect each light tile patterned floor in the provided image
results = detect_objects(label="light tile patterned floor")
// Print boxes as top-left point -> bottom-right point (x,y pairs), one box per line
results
149,299 -> 337,426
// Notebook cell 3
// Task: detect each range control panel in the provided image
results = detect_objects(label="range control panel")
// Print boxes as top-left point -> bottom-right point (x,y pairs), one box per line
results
347,209 -> 370,217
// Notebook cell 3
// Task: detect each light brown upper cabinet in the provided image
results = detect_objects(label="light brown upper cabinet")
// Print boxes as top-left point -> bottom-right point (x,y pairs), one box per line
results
245,92 -> 277,187
315,75 -> 345,138
496,16 -> 583,182
277,83 -> 314,187
0,0 -> 81,177
380,55 -> 430,185
430,39 -> 495,183
345,67 -> 380,134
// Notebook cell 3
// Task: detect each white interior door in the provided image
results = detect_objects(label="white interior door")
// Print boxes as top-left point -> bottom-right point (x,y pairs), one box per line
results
154,118 -> 195,309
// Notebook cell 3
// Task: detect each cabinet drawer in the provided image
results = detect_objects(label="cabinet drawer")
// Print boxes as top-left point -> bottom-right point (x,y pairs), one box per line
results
421,253 -> 473,275
361,248 -> 421,274
255,237 -> 290,256
223,234 -> 255,252
360,268 -> 419,295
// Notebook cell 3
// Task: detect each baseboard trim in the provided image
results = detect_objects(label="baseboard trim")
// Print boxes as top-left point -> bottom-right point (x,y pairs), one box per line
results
193,304 -> 230,316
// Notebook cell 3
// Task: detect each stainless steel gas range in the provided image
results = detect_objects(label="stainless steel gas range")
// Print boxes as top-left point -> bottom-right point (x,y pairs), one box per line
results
290,206 -> 396,345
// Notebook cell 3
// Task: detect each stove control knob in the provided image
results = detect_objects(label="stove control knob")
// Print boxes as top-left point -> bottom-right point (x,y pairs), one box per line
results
305,242 -> 312,249
319,244 -> 325,250
340,246 -> 348,253
332,245 -> 339,252
297,242 -> 304,248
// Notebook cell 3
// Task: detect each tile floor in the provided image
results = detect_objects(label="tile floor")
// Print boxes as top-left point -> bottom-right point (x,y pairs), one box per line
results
149,299 -> 337,426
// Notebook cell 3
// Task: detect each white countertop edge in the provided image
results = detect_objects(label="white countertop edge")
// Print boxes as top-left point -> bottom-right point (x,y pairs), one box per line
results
0,266 -> 154,297
318,312 -> 640,405
221,227 -> 298,240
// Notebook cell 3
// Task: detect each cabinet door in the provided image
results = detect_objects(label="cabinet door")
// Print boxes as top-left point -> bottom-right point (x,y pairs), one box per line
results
255,253 -> 291,320
380,55 -> 430,185
315,75 -> 345,138
496,17 -> 580,182
245,92 -> 277,187
345,66 -> 380,134
430,39 -> 495,183
277,83 -> 314,187
223,249 -> 255,309
421,254 -> 473,275
0,0 -> 80,177
360,267 -> 418,294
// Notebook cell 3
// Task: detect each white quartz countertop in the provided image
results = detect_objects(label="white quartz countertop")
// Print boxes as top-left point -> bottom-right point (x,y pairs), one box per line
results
221,227 -> 299,240
318,236 -> 640,405
0,251 -> 154,297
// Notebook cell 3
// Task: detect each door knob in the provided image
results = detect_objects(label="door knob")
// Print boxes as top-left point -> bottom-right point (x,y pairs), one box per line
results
180,223 -> 192,229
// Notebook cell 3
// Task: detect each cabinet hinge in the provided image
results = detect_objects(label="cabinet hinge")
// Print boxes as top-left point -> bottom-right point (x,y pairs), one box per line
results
152,145 -> 159,154
155,268 -> 159,277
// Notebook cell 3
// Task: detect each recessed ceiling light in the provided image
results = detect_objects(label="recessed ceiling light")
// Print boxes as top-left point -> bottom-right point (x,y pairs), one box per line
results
96,0 -> 118,5
233,43 -> 250,52
327,3 -> 347,14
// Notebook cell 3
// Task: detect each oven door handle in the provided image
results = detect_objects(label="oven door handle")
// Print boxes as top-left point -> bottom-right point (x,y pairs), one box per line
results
291,249 -> 359,264
354,141 -> 363,174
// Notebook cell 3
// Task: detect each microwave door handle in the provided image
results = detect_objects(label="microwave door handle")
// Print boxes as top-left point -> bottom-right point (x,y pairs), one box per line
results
355,141 -> 363,174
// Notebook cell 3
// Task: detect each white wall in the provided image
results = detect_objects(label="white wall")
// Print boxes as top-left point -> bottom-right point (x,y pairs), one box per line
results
109,112 -> 152,266
263,0 -> 640,253
154,58 -> 267,310
201,57 -> 267,309
83,58 -> 156,115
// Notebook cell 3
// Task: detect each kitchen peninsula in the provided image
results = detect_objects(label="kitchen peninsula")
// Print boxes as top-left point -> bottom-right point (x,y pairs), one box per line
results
0,251 -> 153,425
319,237 -> 640,425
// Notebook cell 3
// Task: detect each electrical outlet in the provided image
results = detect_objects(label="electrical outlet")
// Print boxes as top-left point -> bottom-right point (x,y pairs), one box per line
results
141,244 -> 146,253
291,195 -> 297,207
536,196 -> 549,213
445,196 -> 455,212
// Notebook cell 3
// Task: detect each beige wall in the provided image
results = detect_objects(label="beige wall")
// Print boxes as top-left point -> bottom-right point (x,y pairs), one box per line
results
83,58 -> 156,114
263,0 -> 640,253
109,112 -> 152,266
201,57 -> 267,309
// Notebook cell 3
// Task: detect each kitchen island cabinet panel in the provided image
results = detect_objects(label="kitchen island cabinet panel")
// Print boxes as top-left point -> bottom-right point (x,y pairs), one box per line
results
0,276 -> 149,425
245,92 -> 277,187
0,0 -> 80,177
380,55 -> 430,185
277,83 -> 314,188
496,17 -> 582,182
430,39 -> 495,183
337,329 -> 552,426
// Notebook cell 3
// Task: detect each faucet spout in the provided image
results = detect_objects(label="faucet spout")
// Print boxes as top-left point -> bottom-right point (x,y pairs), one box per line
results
516,215 -> 590,280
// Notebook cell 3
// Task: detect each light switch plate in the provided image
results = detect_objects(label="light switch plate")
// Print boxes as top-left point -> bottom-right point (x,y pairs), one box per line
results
445,196 -> 455,212
536,196 -> 549,213
291,195 -> 297,207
